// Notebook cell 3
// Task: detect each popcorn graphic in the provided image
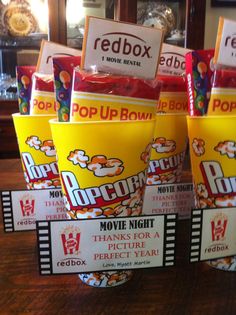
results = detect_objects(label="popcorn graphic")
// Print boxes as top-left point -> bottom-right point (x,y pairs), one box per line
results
67,149 -> 124,177
26,136 -> 41,150
122,189 -> 143,208
130,205 -> 143,216
152,137 -> 176,153
199,197 -> 215,209
114,188 -> 143,217
107,272 -> 131,286
171,164 -> 183,183
141,142 -> 152,163
25,136 -> 56,157
80,271 -> 132,287
33,180 -> 54,189
195,181 -> 236,209
159,173 -> 176,184
196,183 -> 209,199
101,207 -> 114,217
192,138 -> 205,156
215,195 -> 236,207
66,207 -> 105,220
75,207 -> 104,219
114,205 -> 132,217
147,163 -> 183,185
208,257 -> 236,271
67,210 -> 77,220
147,174 -> 161,185
65,186 -> 144,219
40,140 -> 56,157
67,150 -> 89,168
83,272 -> 106,287
214,141 -> 236,159
52,179 -> 61,188
87,155 -> 124,177
194,183 -> 215,209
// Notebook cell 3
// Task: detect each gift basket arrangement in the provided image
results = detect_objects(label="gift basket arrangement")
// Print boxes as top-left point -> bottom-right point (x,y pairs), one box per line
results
8,15 -> 236,288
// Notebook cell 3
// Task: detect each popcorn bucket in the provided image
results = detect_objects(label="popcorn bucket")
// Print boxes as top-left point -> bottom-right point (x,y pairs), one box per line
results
147,113 -> 188,186
50,119 -> 156,287
12,113 -> 60,190
187,115 -> 236,271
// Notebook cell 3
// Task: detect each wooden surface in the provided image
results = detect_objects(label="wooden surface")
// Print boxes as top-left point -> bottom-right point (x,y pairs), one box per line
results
0,101 -> 19,159
1,159 -> 236,315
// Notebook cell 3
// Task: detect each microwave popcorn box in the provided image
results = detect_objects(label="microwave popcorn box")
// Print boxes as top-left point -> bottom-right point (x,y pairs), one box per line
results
207,68 -> 236,116
50,118 -> 156,287
13,114 -> 60,190
157,75 -> 188,114
70,69 -> 162,122
30,73 -> 58,115
187,115 -> 236,271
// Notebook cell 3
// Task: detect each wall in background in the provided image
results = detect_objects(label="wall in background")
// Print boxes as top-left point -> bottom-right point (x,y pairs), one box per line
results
204,0 -> 236,48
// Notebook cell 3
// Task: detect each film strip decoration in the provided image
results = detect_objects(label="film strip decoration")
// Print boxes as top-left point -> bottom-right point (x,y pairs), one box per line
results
1,191 -> 14,232
37,214 -> 178,276
190,209 -> 203,262
163,214 -> 177,266
1,188 -> 66,233
37,221 -> 52,275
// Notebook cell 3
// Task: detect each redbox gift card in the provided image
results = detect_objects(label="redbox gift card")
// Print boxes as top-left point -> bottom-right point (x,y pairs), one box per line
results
81,16 -> 164,79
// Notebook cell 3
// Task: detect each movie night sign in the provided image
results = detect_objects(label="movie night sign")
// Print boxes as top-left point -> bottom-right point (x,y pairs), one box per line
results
37,214 -> 177,275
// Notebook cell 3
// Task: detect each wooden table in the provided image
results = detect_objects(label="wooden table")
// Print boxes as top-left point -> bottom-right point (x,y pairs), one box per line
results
0,100 -> 19,159
1,159 -> 236,315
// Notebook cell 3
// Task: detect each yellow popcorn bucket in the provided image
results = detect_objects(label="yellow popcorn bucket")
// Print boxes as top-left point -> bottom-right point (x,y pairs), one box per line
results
50,118 -> 156,287
187,115 -> 236,271
147,114 -> 188,186
12,113 -> 60,190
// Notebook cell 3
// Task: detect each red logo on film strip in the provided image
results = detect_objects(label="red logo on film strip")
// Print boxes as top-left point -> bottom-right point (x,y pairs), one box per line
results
61,226 -> 81,255
19,195 -> 35,217
211,213 -> 228,242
